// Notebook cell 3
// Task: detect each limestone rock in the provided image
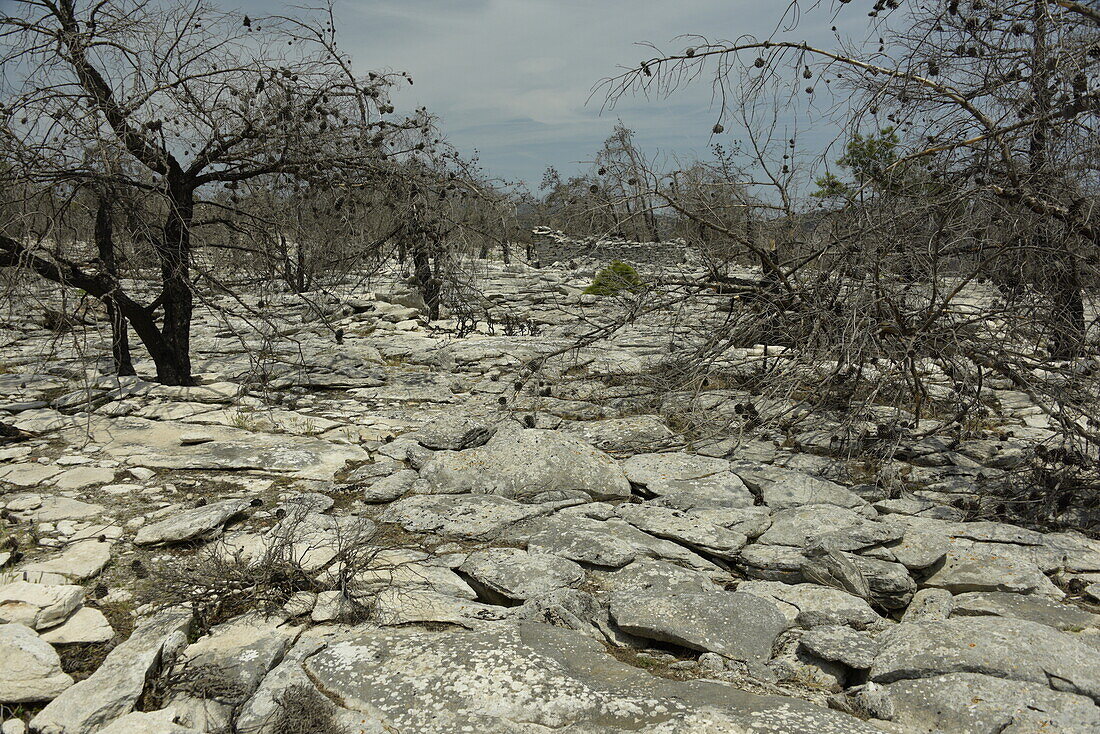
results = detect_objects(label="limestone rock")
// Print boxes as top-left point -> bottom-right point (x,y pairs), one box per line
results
39,607 -> 114,644
134,498 -> 252,546
380,494 -> 571,540
950,591 -> 1098,631
0,623 -> 74,703
0,581 -> 84,630
883,673 -> 1100,734
870,617 -> 1100,703
419,426 -> 631,501
616,504 -> 747,560
459,548 -> 584,603
609,591 -> 788,662
295,623 -> 877,732
32,607 -> 193,734
799,625 -> 880,669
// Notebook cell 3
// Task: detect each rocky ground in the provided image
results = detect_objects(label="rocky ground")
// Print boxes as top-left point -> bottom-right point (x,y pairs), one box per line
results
1,258 -> 1099,733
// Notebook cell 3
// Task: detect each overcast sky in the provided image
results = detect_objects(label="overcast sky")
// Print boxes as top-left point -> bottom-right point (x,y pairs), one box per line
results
237,0 -> 866,187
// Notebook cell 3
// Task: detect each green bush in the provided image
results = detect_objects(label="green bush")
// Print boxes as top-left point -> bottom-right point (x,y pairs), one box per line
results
584,261 -> 645,296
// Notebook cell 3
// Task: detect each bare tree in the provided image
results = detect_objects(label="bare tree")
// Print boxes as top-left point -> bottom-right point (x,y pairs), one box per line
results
0,0 -> 432,384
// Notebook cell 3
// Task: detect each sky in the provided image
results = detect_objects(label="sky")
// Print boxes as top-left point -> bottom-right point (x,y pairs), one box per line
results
232,0 -> 869,188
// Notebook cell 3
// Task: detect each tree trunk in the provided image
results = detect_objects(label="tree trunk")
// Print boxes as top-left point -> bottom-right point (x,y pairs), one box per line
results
412,243 -> 439,321
152,177 -> 195,385
1029,0 -> 1083,358
94,199 -> 135,376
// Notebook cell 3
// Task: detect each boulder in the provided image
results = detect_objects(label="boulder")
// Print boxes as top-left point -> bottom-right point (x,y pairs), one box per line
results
134,498 -> 252,546
419,426 -> 631,501
32,607 -> 193,734
870,617 -> 1100,703
0,581 -> 84,630
0,623 -> 73,702
882,673 -> 1100,734
292,623 -> 878,732
609,591 -> 788,662
380,494 -> 573,540
459,548 -> 584,603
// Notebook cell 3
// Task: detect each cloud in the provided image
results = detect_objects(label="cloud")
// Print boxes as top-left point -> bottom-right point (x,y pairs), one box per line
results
233,0 -> 867,184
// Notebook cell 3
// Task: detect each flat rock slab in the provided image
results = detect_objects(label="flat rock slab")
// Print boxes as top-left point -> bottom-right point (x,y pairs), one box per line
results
621,452 -> 730,486
419,426 -> 631,501
0,581 -> 84,630
379,494 -> 571,540
561,415 -> 674,453
20,540 -> 112,583
730,462 -> 865,510
736,581 -> 882,629
298,622 -> 879,733
870,617 -> 1100,703
883,672 -> 1100,734
609,590 -> 788,662
527,523 -> 638,568
598,558 -> 722,595
951,591 -> 1099,631
459,548 -> 584,603
758,504 -> 901,551
0,622 -> 74,702
58,417 -> 368,481
922,539 -> 1059,596
616,504 -> 747,559
39,607 -> 114,645
407,414 -> 496,450
33,607 -> 193,734
799,625 -> 880,669
134,498 -> 253,546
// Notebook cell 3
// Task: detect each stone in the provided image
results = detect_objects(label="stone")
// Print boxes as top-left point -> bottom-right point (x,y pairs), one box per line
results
134,498 -> 252,546
51,467 -> 115,490
296,623 -> 878,732
739,543 -> 808,582
0,463 -> 62,487
22,497 -> 104,523
361,468 -> 418,503
39,607 -> 114,644
459,548 -> 584,603
32,607 -> 193,734
409,414 -> 495,450
621,453 -> 755,510
0,623 -> 74,702
419,426 -> 631,501
621,452 -> 730,486
902,587 -> 953,623
922,539 -> 1061,596
599,558 -> 722,595
527,524 -> 637,568
616,504 -> 747,560
2,720 -> 27,734
799,625 -> 880,669
887,524 -> 951,570
883,673 -> 1100,734
380,494 -> 571,540
0,581 -> 84,630
97,709 -> 200,734
68,416 -> 368,481
171,613 -> 296,707
562,415 -> 674,453
609,591 -> 788,662
736,581 -> 882,629
951,591 -> 1098,631
870,617 -> 1100,703
758,504 -> 901,550
20,541 -> 112,582
730,461 -> 865,510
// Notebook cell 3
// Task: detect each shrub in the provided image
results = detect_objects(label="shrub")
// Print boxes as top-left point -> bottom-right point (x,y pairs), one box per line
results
584,261 -> 645,296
